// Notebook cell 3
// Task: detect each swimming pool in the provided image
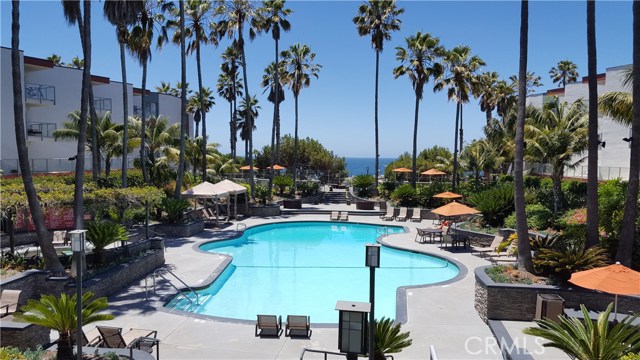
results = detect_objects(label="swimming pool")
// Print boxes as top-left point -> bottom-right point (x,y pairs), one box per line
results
166,221 -> 460,323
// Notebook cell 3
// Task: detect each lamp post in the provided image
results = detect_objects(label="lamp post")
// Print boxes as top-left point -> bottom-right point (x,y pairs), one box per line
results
336,300 -> 370,360
69,230 -> 86,360
365,244 -> 380,360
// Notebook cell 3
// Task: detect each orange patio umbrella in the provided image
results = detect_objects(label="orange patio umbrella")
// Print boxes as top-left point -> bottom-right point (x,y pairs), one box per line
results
431,201 -> 479,217
421,168 -> 447,176
392,167 -> 413,173
433,191 -> 464,199
569,262 -> 640,320
239,165 -> 258,171
266,164 -> 286,170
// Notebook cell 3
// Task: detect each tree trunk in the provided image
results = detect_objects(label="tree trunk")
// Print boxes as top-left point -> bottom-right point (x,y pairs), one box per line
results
459,102 -> 464,153
485,108 -> 492,125
229,100 -> 234,160
552,166 -> 564,215
239,26 -> 254,198
616,0 -> 640,266
119,29 -> 129,188
514,0 -> 533,272
452,102 -> 460,191
231,59 -> 237,161
12,0 -> 64,273
196,44 -> 207,181
141,55 -> 149,183
57,333 -> 74,360
585,0 -> 599,248
88,82 -> 99,181
268,37 -> 280,200
411,94 -> 420,188
374,50 -> 380,190
293,94 -> 300,193
174,0 -> 187,199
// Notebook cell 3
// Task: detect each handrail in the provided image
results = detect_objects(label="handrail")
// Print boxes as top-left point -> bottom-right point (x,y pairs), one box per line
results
299,348 -> 347,360
377,226 -> 389,237
128,336 -> 160,360
147,269 -> 200,308
236,223 -> 247,232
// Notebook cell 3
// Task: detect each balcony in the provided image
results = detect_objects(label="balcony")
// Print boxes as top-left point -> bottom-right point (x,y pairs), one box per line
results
25,83 -> 56,105
94,97 -> 112,113
27,122 -> 57,139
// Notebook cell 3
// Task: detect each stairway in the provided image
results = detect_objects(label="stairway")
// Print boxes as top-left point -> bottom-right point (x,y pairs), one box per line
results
322,190 -> 348,204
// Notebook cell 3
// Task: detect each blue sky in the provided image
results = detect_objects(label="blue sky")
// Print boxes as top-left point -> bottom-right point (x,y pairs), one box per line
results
1,0 -> 634,158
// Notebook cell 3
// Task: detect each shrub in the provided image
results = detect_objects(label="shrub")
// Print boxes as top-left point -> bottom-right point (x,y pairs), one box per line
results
485,264 -> 510,283
534,244 -> 609,282
374,317 -> 412,360
297,181 -> 319,197
159,197 -> 191,223
468,183 -> 514,227
562,180 -> 587,208
86,220 -> 128,266
498,174 -> 514,183
352,175 -> 375,197
254,185 -> 271,205
503,203 -> 553,230
273,175 -> 293,196
391,185 -> 417,207
378,181 -> 398,199
524,176 -> 541,189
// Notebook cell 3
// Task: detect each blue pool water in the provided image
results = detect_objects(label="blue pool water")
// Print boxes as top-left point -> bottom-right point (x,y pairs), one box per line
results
167,222 -> 459,322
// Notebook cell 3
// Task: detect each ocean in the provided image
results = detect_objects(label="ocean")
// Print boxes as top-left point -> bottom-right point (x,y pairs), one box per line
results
345,157 -> 396,176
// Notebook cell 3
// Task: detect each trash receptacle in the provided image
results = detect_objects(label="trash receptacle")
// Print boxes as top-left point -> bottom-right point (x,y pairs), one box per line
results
535,294 -> 564,323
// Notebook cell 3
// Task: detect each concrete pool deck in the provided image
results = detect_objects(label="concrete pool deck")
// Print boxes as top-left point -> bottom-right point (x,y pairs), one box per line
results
82,209 -> 567,360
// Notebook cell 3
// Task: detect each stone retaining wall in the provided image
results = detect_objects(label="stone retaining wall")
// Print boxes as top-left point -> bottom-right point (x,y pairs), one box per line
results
0,318 -> 50,351
248,205 -> 281,216
153,220 -> 204,237
475,266 -> 640,323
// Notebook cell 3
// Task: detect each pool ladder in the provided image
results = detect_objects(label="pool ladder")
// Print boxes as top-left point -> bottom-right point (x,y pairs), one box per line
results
236,222 -> 247,232
145,269 -> 200,310
377,226 -> 389,238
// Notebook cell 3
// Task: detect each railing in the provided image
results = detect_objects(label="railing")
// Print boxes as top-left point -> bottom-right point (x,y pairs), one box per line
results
525,162 -> 632,181
146,269 -> 200,309
27,122 -> 56,138
94,97 -> 112,113
25,83 -> 55,104
300,349 -> 392,360
128,336 -> 160,360
429,345 -> 439,360
377,226 -> 389,238
0,157 -> 137,175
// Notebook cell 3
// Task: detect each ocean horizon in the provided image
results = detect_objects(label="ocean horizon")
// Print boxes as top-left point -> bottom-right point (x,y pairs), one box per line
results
345,157 -> 396,177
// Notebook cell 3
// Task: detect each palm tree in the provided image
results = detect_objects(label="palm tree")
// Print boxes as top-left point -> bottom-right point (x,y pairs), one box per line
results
353,0 -> 404,191
187,87 -> 215,139
598,91 -> 632,126
435,45 -> 485,190
184,137 -> 221,178
12,1 -> 64,274
586,1 -> 599,248
144,116 -> 181,185
155,81 -> 172,94
255,0 -> 292,199
495,79 -> 517,118
175,0 -> 188,198
216,0 -> 258,196
549,60 -> 579,88
104,0 -> 144,189
484,111 -> 516,174
237,95 -> 260,160
14,292 -> 114,360
373,317 -> 412,360
509,71 -> 543,95
526,98 -> 588,215
46,53 -> 63,66
617,2 -> 639,266
393,32 -> 444,188
67,56 -> 84,69
219,45 -> 244,160
514,0 -> 534,272
475,71 -> 500,124
217,63 -> 243,160
281,43 -> 322,193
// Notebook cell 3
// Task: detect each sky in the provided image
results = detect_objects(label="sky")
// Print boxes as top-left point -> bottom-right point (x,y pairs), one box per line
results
0,0 -> 634,158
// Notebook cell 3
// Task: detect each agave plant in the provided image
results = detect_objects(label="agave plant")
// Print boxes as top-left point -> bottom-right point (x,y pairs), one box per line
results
86,220 -> 128,266
13,292 -> 114,360
523,303 -> 640,360
373,317 -> 412,360
534,244 -> 609,282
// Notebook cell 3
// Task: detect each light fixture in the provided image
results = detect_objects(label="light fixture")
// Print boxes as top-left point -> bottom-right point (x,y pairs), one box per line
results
68,229 -> 87,360
365,244 -> 381,360
69,230 -> 86,253
336,301 -> 370,359
68,155 -> 77,161
623,137 -> 633,143
598,141 -> 606,148
365,244 -> 380,268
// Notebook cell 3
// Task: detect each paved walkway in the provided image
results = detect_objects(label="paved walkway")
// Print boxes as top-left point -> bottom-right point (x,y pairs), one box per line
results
78,209 -> 562,360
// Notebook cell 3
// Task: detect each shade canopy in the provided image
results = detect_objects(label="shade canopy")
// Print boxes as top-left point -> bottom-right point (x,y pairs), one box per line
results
239,165 -> 257,171
212,179 -> 247,195
266,164 -> 286,170
433,191 -> 463,199
431,201 -> 480,217
392,167 -> 413,173
181,181 -> 228,198
421,168 -> 447,176
569,263 -> 640,296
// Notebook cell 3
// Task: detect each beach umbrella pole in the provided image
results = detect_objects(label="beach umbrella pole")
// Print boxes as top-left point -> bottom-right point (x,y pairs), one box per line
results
614,294 -> 618,321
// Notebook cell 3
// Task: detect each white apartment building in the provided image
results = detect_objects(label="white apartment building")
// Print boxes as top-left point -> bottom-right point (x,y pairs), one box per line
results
1,47 -> 192,174
526,64 -> 633,181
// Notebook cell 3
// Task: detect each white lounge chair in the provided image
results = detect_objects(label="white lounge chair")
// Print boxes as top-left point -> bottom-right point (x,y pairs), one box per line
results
381,207 -> 395,221
410,208 -> 422,222
395,207 -> 408,221
330,211 -> 339,221
472,235 -> 504,258
339,212 -> 349,221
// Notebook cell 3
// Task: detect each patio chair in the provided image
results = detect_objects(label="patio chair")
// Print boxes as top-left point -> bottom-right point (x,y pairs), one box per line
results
71,327 -> 103,347
0,289 -> 21,317
410,208 -> 422,222
285,315 -> 312,338
339,211 -> 349,221
255,315 -> 282,337
471,235 -> 504,258
97,325 -> 158,352
381,207 -> 395,221
415,228 -> 429,243
330,211 -> 339,221
395,207 -> 408,221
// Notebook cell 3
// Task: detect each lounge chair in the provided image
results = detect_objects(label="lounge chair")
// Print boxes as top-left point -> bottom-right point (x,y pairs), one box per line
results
395,207 -> 408,221
410,208 -> 422,222
285,315 -> 312,338
472,235 -> 504,258
97,325 -> 158,353
381,207 -> 395,221
52,230 -> 68,246
415,228 -> 429,243
70,327 -> 103,347
0,289 -> 21,317
255,315 -> 282,337
339,211 -> 349,221
330,211 -> 339,221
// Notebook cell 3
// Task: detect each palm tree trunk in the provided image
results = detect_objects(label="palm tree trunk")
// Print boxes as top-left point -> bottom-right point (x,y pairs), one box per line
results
239,30 -> 254,198
196,44 -> 207,181
118,33 -> 129,188
452,102 -> 460,191
88,84 -> 99,181
616,0 -> 640,266
174,0 -> 187,199
268,37 -> 280,200
552,166 -> 564,215
229,100 -> 234,159
141,56 -> 149,184
411,94 -> 420,188
231,59 -> 237,161
585,0 -> 599,248
11,0 -> 63,274
514,0 -> 534,272
276,109 -> 281,164
459,102 -> 464,153
293,94 -> 300,192
485,108 -> 492,125
374,50 -> 380,190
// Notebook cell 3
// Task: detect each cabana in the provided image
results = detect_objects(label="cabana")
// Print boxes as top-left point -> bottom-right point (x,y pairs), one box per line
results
181,182 -> 229,227
211,179 -> 248,220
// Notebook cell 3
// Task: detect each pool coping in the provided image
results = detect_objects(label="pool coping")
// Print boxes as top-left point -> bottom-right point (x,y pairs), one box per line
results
157,220 -> 468,327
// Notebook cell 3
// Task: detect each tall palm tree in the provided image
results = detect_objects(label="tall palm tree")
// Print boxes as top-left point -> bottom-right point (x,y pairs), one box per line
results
170,0 -> 216,179
617,1 -> 639,266
187,87 -> 215,139
281,43 -> 322,192
475,71 -> 500,124
586,0 -> 599,248
484,111 -> 516,174
12,1 -> 63,274
549,60 -> 579,88
215,0 -> 258,196
514,0 -> 534,272
495,79 -> 517,118
144,116 -> 180,185
393,32 -> 444,188
261,60 -> 287,196
155,81 -> 172,94
219,45 -> 244,160
435,45 -> 485,191
353,0 -> 404,191
104,0 -> 144,189
255,0 -> 292,198
217,65 -> 243,159
175,0 -> 188,198
237,95 -> 260,160
526,99 -> 588,215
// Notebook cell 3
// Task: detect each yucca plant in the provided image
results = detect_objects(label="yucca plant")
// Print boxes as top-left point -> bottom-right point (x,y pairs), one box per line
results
160,197 -> 191,224
468,183 -> 515,227
524,303 -> 640,360
373,317 -> 412,360
534,244 -> 609,282
86,220 -> 128,266
13,292 -> 114,360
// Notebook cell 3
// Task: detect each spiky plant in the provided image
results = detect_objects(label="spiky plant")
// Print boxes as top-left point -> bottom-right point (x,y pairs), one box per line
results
524,303 -> 640,360
160,197 -> 191,224
534,245 -> 609,282
13,292 -> 114,360
86,220 -> 128,266
373,317 -> 412,360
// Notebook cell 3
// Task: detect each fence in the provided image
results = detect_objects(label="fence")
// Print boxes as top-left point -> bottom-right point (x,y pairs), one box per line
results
525,162 -> 632,181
